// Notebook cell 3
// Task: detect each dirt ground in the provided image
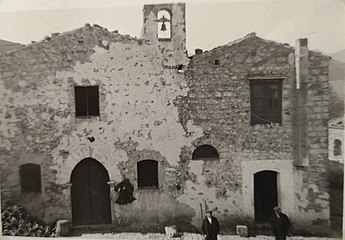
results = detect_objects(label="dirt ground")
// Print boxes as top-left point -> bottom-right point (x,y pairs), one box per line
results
1,233 -> 342,240
75,233 -> 342,240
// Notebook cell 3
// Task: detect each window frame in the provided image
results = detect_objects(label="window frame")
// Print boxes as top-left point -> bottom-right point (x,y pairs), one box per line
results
74,86 -> 100,117
249,79 -> 283,125
137,160 -> 159,189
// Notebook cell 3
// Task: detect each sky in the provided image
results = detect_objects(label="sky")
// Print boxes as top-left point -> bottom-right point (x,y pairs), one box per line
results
0,0 -> 344,54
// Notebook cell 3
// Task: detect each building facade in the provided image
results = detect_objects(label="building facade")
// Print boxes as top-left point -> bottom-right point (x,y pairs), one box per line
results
0,3 -> 331,235
329,116 -> 344,164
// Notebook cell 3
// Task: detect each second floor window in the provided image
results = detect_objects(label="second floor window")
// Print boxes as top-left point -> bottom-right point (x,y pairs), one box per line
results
250,80 -> 282,125
75,86 -> 100,117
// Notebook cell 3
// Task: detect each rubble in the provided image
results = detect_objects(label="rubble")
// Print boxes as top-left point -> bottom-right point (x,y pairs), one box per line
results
1,205 -> 55,237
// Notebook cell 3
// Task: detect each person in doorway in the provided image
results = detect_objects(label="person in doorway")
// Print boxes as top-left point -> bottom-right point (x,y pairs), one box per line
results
270,206 -> 290,240
201,209 -> 220,240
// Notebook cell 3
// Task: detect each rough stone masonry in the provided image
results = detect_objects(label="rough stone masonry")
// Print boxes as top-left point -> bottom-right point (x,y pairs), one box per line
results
0,2 -> 331,236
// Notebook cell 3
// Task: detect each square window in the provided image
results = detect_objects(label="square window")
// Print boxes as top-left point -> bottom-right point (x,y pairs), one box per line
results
250,80 -> 282,125
75,86 -> 100,117
20,164 -> 41,192
137,160 -> 158,189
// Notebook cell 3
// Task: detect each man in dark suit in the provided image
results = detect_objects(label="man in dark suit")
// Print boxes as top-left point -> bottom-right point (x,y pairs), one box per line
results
270,206 -> 290,240
201,210 -> 220,240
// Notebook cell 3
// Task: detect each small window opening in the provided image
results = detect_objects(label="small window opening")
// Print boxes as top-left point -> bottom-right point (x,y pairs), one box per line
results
19,163 -> 42,192
334,139 -> 342,156
192,144 -> 219,160
157,10 -> 171,40
137,160 -> 159,188
214,59 -> 220,65
75,86 -> 100,117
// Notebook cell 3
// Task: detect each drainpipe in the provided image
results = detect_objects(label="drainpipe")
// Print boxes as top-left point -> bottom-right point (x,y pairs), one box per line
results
293,38 -> 309,166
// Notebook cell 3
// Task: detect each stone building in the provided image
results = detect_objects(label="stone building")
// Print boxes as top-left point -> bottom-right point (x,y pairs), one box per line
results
0,2 -> 331,235
328,116 -> 344,164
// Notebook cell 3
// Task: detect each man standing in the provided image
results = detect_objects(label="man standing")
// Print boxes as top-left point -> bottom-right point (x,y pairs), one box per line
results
201,210 -> 220,240
270,206 -> 290,240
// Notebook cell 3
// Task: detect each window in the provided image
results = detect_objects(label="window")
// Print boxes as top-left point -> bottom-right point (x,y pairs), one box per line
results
192,145 -> 219,160
334,139 -> 342,156
157,10 -> 171,40
19,163 -> 41,192
137,160 -> 158,188
75,86 -> 100,117
250,80 -> 282,125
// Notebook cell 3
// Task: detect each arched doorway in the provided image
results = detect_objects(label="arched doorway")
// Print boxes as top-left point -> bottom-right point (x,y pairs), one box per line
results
71,158 -> 111,225
254,170 -> 278,223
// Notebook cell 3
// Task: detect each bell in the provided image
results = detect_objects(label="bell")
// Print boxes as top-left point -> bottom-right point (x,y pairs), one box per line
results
160,22 -> 167,32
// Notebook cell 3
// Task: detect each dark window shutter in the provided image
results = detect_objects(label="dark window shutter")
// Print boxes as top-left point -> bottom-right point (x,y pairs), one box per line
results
75,87 -> 87,116
87,86 -> 100,116
75,86 -> 100,117
19,164 -> 41,192
137,160 -> 158,188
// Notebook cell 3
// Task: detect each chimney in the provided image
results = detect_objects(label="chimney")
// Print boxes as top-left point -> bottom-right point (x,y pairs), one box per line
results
293,38 -> 309,166
195,49 -> 203,55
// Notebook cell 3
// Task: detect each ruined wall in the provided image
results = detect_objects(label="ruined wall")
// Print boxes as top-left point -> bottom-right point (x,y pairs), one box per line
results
182,34 -> 330,234
0,25 -> 204,231
0,25 -> 331,234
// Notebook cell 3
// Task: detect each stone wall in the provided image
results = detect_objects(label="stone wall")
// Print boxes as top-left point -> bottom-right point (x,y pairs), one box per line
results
0,24 -> 331,235
0,24 -> 204,231
182,34 -> 330,234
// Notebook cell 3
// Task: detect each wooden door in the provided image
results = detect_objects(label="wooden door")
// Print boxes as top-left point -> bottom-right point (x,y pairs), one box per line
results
71,158 -> 111,225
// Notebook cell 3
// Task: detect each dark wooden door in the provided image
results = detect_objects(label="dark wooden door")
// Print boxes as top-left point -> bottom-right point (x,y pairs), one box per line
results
71,158 -> 111,225
254,171 -> 278,223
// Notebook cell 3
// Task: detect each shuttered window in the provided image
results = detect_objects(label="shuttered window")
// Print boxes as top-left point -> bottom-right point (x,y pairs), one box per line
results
19,163 -> 41,192
75,86 -> 100,117
137,160 -> 158,189
250,80 -> 282,125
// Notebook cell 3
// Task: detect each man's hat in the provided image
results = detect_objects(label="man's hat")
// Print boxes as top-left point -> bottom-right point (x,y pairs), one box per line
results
205,209 -> 212,213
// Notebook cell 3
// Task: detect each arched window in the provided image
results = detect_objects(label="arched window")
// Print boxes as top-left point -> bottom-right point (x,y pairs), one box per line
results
19,163 -> 41,192
157,10 -> 171,40
192,145 -> 219,160
334,139 -> 342,156
137,160 -> 158,188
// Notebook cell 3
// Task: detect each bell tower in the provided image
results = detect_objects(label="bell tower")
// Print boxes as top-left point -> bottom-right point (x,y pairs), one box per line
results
141,3 -> 187,65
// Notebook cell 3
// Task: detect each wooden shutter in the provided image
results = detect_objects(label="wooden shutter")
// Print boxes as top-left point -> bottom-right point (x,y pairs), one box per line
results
19,164 -> 41,192
137,160 -> 158,188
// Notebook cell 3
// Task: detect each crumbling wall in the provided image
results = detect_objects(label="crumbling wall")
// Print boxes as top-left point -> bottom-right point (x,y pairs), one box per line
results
0,25 -> 203,229
182,34 -> 330,234
0,26 -> 330,234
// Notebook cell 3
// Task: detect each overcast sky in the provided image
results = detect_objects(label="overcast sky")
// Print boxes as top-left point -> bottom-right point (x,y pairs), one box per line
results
0,0 -> 344,54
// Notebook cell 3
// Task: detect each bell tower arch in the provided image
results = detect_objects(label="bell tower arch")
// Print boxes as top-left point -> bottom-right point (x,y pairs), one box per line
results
141,3 -> 187,65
